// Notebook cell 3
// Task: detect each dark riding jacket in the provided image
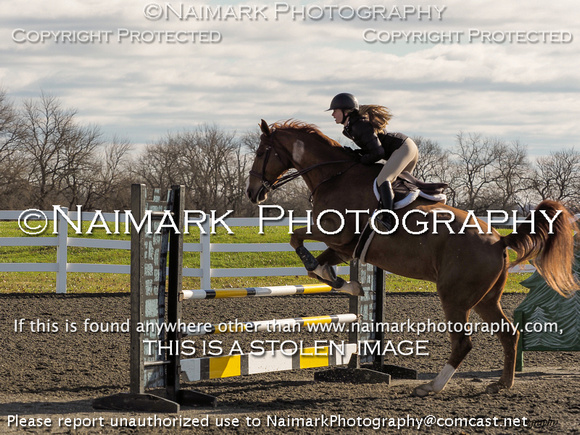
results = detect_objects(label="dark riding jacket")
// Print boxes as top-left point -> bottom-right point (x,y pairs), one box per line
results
342,113 -> 408,165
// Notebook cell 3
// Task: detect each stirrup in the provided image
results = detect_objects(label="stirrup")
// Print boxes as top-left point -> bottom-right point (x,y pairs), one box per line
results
374,214 -> 394,232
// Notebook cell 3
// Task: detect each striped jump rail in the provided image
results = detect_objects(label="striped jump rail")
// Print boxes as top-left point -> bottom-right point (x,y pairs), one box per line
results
183,313 -> 359,336
181,283 -> 338,300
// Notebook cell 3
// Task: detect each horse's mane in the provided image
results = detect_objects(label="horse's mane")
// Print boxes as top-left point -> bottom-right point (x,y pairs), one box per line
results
270,120 -> 344,149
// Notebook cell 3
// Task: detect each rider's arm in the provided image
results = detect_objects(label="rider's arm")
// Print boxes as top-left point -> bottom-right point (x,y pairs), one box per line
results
350,121 -> 385,164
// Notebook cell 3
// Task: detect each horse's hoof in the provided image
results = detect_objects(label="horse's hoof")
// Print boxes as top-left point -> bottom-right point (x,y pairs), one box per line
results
338,281 -> 364,297
412,384 -> 432,397
319,264 -> 337,281
485,382 -> 509,394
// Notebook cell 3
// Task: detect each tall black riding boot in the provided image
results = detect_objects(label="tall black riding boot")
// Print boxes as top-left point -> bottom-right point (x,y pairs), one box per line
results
377,181 -> 395,231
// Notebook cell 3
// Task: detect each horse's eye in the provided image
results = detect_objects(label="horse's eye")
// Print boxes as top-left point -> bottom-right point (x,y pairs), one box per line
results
256,150 -> 265,157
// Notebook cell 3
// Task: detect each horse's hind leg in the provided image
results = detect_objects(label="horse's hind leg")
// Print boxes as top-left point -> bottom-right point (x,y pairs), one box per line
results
413,303 -> 473,397
473,276 -> 519,393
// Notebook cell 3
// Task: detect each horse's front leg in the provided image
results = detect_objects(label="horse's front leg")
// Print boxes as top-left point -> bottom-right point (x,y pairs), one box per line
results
290,227 -> 363,296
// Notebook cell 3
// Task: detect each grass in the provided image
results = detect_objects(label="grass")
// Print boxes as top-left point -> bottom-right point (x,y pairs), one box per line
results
0,221 -> 533,294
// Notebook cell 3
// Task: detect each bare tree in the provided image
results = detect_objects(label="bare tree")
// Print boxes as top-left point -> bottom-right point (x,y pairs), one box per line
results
0,152 -> 30,209
18,93 -> 103,209
0,89 -> 30,208
488,140 -> 530,211
0,89 -> 19,164
528,148 -> 580,211
135,124 -> 255,215
85,137 -> 133,210
240,128 -> 261,153
133,134 -> 184,190
410,136 -> 463,207
181,124 -> 239,211
449,132 -> 504,213
59,126 -> 104,209
411,136 -> 450,183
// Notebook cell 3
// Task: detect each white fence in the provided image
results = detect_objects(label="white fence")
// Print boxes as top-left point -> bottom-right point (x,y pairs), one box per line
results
0,209 -> 534,293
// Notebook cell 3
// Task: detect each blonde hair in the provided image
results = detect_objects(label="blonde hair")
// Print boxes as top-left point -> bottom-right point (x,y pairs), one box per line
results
358,105 -> 392,133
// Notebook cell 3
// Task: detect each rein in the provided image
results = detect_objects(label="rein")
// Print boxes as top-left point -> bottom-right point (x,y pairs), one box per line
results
249,133 -> 356,201
307,161 -> 358,203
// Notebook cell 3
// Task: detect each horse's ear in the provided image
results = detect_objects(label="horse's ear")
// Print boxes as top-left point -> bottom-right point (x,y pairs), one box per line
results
260,119 -> 270,136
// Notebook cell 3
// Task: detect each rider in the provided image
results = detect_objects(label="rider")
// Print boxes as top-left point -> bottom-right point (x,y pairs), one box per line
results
327,92 -> 419,229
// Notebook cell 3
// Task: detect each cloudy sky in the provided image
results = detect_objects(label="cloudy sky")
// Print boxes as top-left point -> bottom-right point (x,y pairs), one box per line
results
2,0 -> 579,156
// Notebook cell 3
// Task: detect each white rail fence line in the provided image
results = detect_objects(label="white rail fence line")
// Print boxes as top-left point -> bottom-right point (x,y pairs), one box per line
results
0,209 -> 533,293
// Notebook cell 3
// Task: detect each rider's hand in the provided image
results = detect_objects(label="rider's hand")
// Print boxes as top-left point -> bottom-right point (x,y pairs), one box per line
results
343,147 -> 362,162
360,154 -> 378,165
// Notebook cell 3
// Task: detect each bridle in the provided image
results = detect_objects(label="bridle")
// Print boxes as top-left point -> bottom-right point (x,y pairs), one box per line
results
249,132 -> 357,202
248,135 -> 287,192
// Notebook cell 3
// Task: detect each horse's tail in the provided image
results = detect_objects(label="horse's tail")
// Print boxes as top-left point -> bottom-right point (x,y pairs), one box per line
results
502,199 -> 578,297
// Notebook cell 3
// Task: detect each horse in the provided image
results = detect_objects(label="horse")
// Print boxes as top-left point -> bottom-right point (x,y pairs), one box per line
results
246,119 -> 578,397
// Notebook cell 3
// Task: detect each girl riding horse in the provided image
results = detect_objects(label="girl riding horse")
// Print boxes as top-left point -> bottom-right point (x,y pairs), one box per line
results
328,93 -> 419,228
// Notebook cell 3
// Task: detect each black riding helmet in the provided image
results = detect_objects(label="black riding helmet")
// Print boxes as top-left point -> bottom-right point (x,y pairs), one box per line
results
326,93 -> 359,111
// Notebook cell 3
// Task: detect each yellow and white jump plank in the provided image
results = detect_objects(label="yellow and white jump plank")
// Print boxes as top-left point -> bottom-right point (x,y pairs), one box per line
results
181,343 -> 358,381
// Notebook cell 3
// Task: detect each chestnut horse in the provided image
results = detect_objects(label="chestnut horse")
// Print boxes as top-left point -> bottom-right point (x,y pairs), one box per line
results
246,119 -> 577,396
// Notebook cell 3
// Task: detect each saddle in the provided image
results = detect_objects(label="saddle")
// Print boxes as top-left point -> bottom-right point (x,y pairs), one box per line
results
374,171 -> 448,210
355,172 -> 448,262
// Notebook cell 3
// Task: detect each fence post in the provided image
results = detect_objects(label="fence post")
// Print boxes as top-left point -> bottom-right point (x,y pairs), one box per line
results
200,216 -> 211,290
56,208 -> 68,294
